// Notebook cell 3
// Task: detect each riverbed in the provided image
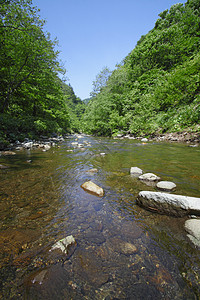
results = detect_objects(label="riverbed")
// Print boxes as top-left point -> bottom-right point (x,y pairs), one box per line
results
0,135 -> 200,299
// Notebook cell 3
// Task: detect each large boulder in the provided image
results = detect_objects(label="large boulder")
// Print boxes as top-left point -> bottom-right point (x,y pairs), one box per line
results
81,181 -> 104,197
185,219 -> 200,247
137,191 -> 200,217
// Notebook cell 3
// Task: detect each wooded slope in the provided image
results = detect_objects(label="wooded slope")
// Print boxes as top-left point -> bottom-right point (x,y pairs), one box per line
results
82,0 -> 200,136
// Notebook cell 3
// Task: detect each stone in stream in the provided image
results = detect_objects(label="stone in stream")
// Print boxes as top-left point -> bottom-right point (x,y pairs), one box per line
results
141,138 -> 148,142
156,181 -> 176,192
86,168 -> 98,174
100,152 -> 106,156
81,181 -> 104,197
0,164 -> 9,169
109,238 -> 137,255
139,173 -> 161,182
137,191 -> 200,217
130,167 -> 143,177
50,235 -> 76,255
185,219 -> 200,247
1,151 -> 16,155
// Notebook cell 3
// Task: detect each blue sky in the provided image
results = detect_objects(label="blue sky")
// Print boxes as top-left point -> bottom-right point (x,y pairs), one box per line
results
32,0 -> 186,100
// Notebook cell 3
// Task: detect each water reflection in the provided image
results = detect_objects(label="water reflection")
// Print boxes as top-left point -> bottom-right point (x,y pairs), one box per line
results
0,136 -> 199,299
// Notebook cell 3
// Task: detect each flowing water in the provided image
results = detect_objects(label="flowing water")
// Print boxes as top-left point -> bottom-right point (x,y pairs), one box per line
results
0,135 -> 200,299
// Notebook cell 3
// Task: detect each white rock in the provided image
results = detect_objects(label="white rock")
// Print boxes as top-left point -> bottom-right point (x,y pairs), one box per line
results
141,138 -> 148,142
50,235 -> 76,253
81,181 -> 104,197
43,144 -> 51,151
139,173 -> 161,181
23,142 -> 33,149
130,167 -> 143,176
137,191 -> 200,217
185,219 -> 200,247
156,181 -> 176,191
100,153 -> 106,156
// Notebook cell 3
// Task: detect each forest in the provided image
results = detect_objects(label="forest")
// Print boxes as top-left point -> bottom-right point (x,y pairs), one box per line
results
0,0 -> 85,149
0,0 -> 200,148
82,0 -> 200,136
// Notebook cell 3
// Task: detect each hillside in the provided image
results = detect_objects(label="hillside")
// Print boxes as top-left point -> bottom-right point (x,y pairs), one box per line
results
82,0 -> 200,136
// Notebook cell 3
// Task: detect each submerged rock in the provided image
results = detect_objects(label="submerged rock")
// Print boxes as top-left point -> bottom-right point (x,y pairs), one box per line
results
137,191 -> 200,217
81,181 -> 104,197
86,168 -> 98,174
0,164 -> 9,169
185,219 -> 200,247
156,181 -> 176,191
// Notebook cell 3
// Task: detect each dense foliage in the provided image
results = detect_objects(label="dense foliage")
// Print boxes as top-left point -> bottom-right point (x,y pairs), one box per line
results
82,0 -> 200,136
0,0 -> 82,148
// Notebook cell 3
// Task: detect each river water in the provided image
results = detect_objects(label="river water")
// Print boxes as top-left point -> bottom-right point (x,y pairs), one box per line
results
0,135 -> 200,299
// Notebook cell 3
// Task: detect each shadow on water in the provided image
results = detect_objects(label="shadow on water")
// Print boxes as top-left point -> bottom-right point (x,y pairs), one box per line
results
0,135 -> 200,299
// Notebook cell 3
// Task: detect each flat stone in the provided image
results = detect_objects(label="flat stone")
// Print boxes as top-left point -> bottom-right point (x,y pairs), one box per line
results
81,181 -> 104,197
139,173 -> 161,181
1,151 -> 16,155
185,219 -> 200,247
137,191 -> 200,217
141,138 -> 148,142
156,181 -> 176,191
130,167 -> 143,176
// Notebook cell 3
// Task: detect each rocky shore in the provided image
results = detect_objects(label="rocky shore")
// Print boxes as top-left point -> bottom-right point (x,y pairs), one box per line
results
0,134 -> 69,153
114,131 -> 200,145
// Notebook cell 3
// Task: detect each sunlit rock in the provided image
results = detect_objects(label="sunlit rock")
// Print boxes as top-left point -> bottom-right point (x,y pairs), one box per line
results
185,219 -> 200,247
141,138 -> 148,142
137,191 -> 200,217
139,173 -> 160,181
23,142 -> 33,149
156,181 -> 176,191
130,167 -> 143,177
81,181 -> 104,197
50,235 -> 76,254
1,151 -> 16,155
100,152 -> 106,156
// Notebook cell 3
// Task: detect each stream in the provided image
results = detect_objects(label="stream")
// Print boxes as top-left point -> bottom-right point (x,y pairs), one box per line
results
0,135 -> 200,299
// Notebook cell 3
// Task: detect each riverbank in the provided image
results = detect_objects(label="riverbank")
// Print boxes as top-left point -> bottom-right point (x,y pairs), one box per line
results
114,130 -> 200,145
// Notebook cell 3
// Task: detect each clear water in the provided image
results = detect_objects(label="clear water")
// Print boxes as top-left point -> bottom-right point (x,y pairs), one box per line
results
0,135 -> 200,299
